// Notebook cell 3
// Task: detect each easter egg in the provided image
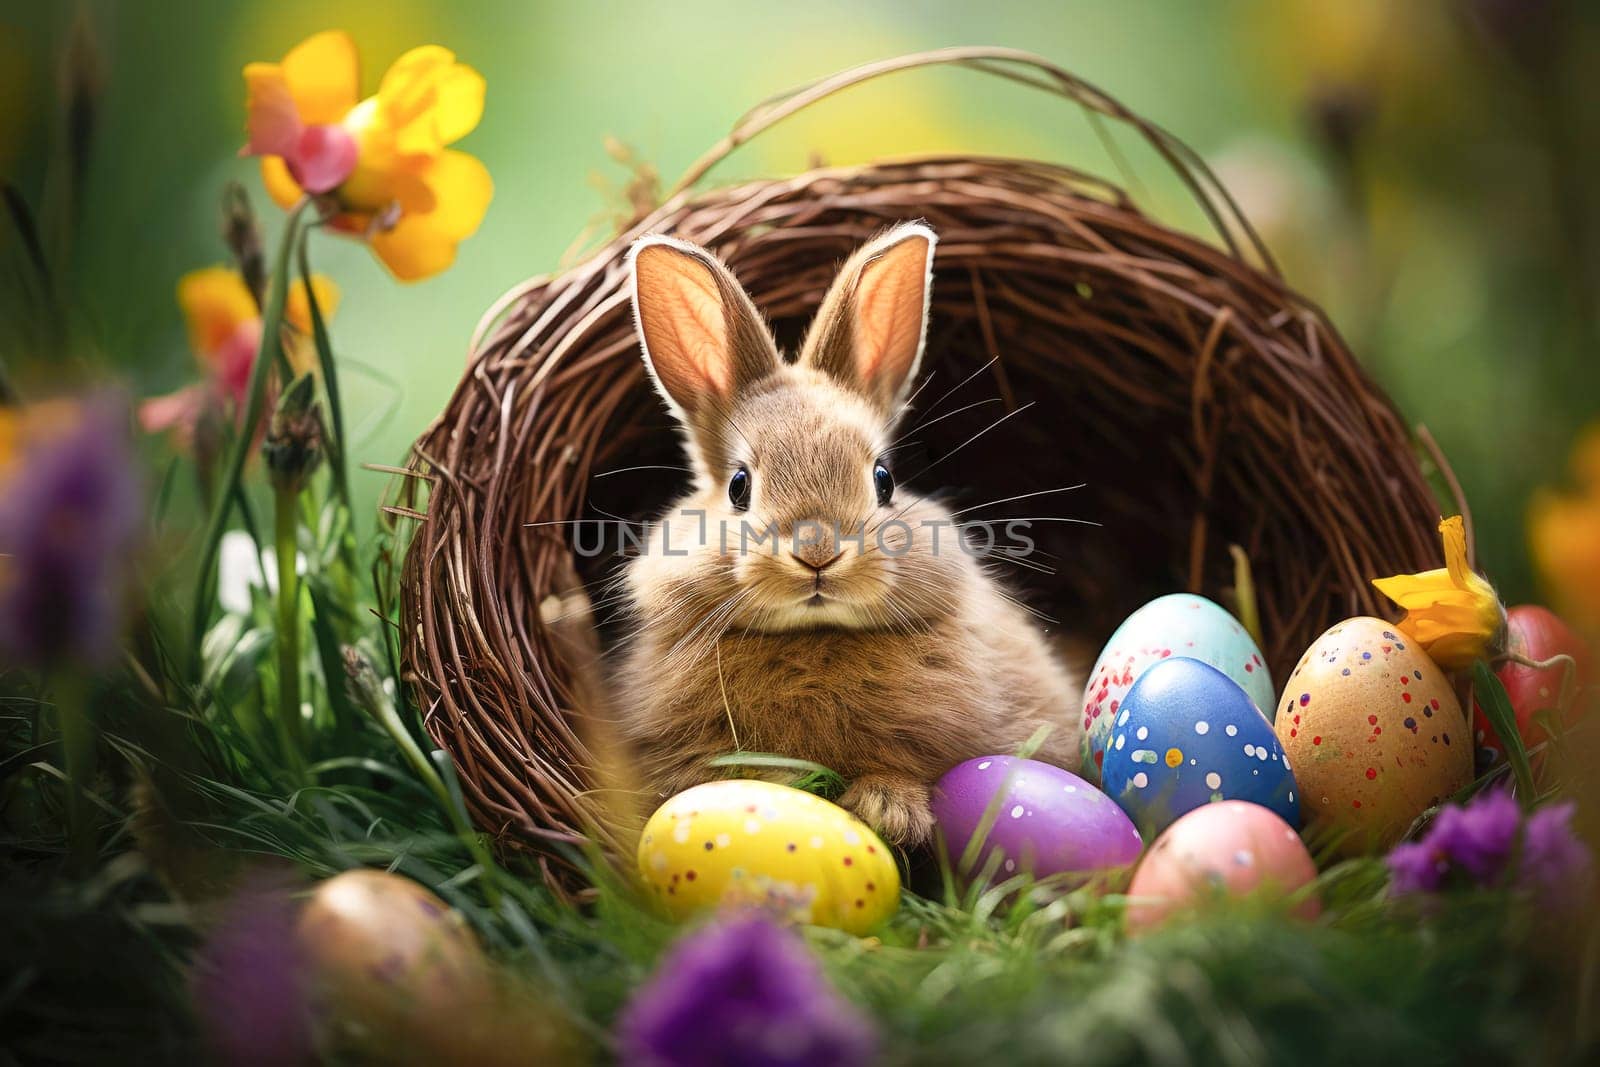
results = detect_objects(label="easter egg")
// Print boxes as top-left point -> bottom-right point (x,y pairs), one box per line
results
1125,800 -> 1320,933
930,756 -> 1143,882
295,870 -> 565,1064
1081,594 -> 1275,781
1101,657 -> 1298,839
1473,605 -> 1594,770
637,780 -> 899,935
1275,617 -> 1472,853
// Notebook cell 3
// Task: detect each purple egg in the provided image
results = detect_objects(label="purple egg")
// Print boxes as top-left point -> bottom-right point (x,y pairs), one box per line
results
931,756 -> 1144,881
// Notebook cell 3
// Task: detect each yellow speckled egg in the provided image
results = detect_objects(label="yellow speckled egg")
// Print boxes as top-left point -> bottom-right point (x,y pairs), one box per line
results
637,780 -> 900,935
1275,616 -> 1472,853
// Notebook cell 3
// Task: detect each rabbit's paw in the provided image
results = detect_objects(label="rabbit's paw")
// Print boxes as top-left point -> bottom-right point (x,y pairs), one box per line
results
839,774 -> 934,847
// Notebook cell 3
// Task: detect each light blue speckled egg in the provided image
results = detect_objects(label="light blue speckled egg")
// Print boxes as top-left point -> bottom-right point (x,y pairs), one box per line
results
1080,594 -> 1274,781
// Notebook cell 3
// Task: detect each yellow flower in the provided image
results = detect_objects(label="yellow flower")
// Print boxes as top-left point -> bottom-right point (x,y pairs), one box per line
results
242,30 -> 492,281
141,267 -> 339,446
177,267 -> 262,369
1529,423 -> 1600,634
1372,515 -> 1506,670
1571,422 -> 1600,487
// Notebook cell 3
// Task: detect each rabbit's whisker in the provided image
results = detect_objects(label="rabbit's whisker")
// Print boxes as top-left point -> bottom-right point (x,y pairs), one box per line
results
899,396 -> 1003,440
684,594 -> 757,670
989,584 -> 1060,626
870,570 -> 951,630
613,583 -> 711,647
948,483 -> 1087,517
899,400 -> 1037,487
979,556 -> 1056,579
667,587 -> 754,664
590,503 -> 641,526
904,355 -> 998,428
890,364 -> 938,422
521,518 -> 648,529
983,551 -> 1057,577
592,464 -> 692,479
957,516 -> 1101,527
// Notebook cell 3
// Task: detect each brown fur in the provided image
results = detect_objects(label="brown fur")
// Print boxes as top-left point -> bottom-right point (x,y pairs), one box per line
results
612,223 -> 1082,845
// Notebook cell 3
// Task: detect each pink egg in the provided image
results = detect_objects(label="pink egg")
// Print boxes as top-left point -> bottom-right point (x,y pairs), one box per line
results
1125,800 -> 1319,933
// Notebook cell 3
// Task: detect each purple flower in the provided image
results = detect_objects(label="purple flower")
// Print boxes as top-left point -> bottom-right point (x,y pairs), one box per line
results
1423,788 -> 1520,881
1387,789 -> 1593,910
0,394 -> 142,667
1385,840 -> 1450,895
190,881 -> 313,1066
617,915 -> 877,1067
1519,801 -> 1593,909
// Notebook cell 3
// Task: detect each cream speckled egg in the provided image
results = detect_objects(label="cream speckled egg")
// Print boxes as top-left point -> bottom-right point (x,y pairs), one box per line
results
1275,617 -> 1472,853
637,780 -> 900,935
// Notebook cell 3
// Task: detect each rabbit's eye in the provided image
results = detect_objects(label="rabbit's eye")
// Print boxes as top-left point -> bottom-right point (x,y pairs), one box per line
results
873,462 -> 895,506
728,466 -> 751,511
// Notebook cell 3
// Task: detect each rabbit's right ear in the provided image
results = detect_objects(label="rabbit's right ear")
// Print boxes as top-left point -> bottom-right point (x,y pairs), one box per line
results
628,235 -> 780,423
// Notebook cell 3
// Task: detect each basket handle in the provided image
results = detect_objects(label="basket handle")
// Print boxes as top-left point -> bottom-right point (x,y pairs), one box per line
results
663,46 -> 1270,269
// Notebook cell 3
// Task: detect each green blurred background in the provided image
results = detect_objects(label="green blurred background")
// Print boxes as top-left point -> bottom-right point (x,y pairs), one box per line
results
2,0 -> 1597,604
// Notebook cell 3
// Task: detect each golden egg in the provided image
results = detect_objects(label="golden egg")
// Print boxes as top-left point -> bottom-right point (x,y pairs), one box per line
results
1275,616 -> 1472,853
637,780 -> 900,935
296,870 -> 567,1065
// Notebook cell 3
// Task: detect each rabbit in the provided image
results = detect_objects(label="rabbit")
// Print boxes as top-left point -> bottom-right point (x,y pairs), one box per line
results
611,221 -> 1082,846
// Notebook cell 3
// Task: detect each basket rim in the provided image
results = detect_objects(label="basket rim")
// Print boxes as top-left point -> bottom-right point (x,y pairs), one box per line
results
391,54 -> 1457,882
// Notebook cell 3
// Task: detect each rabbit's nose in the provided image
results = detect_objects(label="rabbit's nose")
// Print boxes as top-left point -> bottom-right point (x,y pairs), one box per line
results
790,547 -> 843,574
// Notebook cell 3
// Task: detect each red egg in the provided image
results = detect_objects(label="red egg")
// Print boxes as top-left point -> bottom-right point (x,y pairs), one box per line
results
1473,605 -> 1594,768
1124,800 -> 1319,933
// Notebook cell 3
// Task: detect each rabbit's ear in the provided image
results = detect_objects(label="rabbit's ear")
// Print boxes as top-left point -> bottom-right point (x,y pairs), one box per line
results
799,221 -> 937,418
628,235 -> 779,423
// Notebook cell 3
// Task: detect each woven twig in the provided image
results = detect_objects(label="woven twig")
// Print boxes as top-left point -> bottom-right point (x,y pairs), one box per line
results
394,50 -> 1442,886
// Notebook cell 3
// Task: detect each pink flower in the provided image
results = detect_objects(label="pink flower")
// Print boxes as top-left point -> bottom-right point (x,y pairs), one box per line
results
241,34 -> 359,194
140,267 -> 337,452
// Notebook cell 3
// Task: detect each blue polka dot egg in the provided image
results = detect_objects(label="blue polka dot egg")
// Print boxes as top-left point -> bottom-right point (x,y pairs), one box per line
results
1101,656 -> 1299,838
1080,594 -> 1275,782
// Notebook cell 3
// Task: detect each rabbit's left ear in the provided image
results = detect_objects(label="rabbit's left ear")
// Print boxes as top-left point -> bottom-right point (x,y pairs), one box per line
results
628,234 -> 780,425
799,221 -> 937,418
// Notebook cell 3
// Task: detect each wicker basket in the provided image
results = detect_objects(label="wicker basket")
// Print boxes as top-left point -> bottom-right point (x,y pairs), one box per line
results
393,48 -> 1449,884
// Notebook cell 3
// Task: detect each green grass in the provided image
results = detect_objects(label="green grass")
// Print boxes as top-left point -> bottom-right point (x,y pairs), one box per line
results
1,612 -> 1589,1065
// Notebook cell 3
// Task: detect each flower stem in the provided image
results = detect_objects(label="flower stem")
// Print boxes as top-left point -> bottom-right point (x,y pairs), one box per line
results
1497,651 -> 1578,683
1496,651 -> 1582,724
342,647 -> 501,905
53,671 -> 95,871
296,230 -> 350,510
273,484 -> 307,779
295,230 -> 359,597
190,199 -> 310,663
